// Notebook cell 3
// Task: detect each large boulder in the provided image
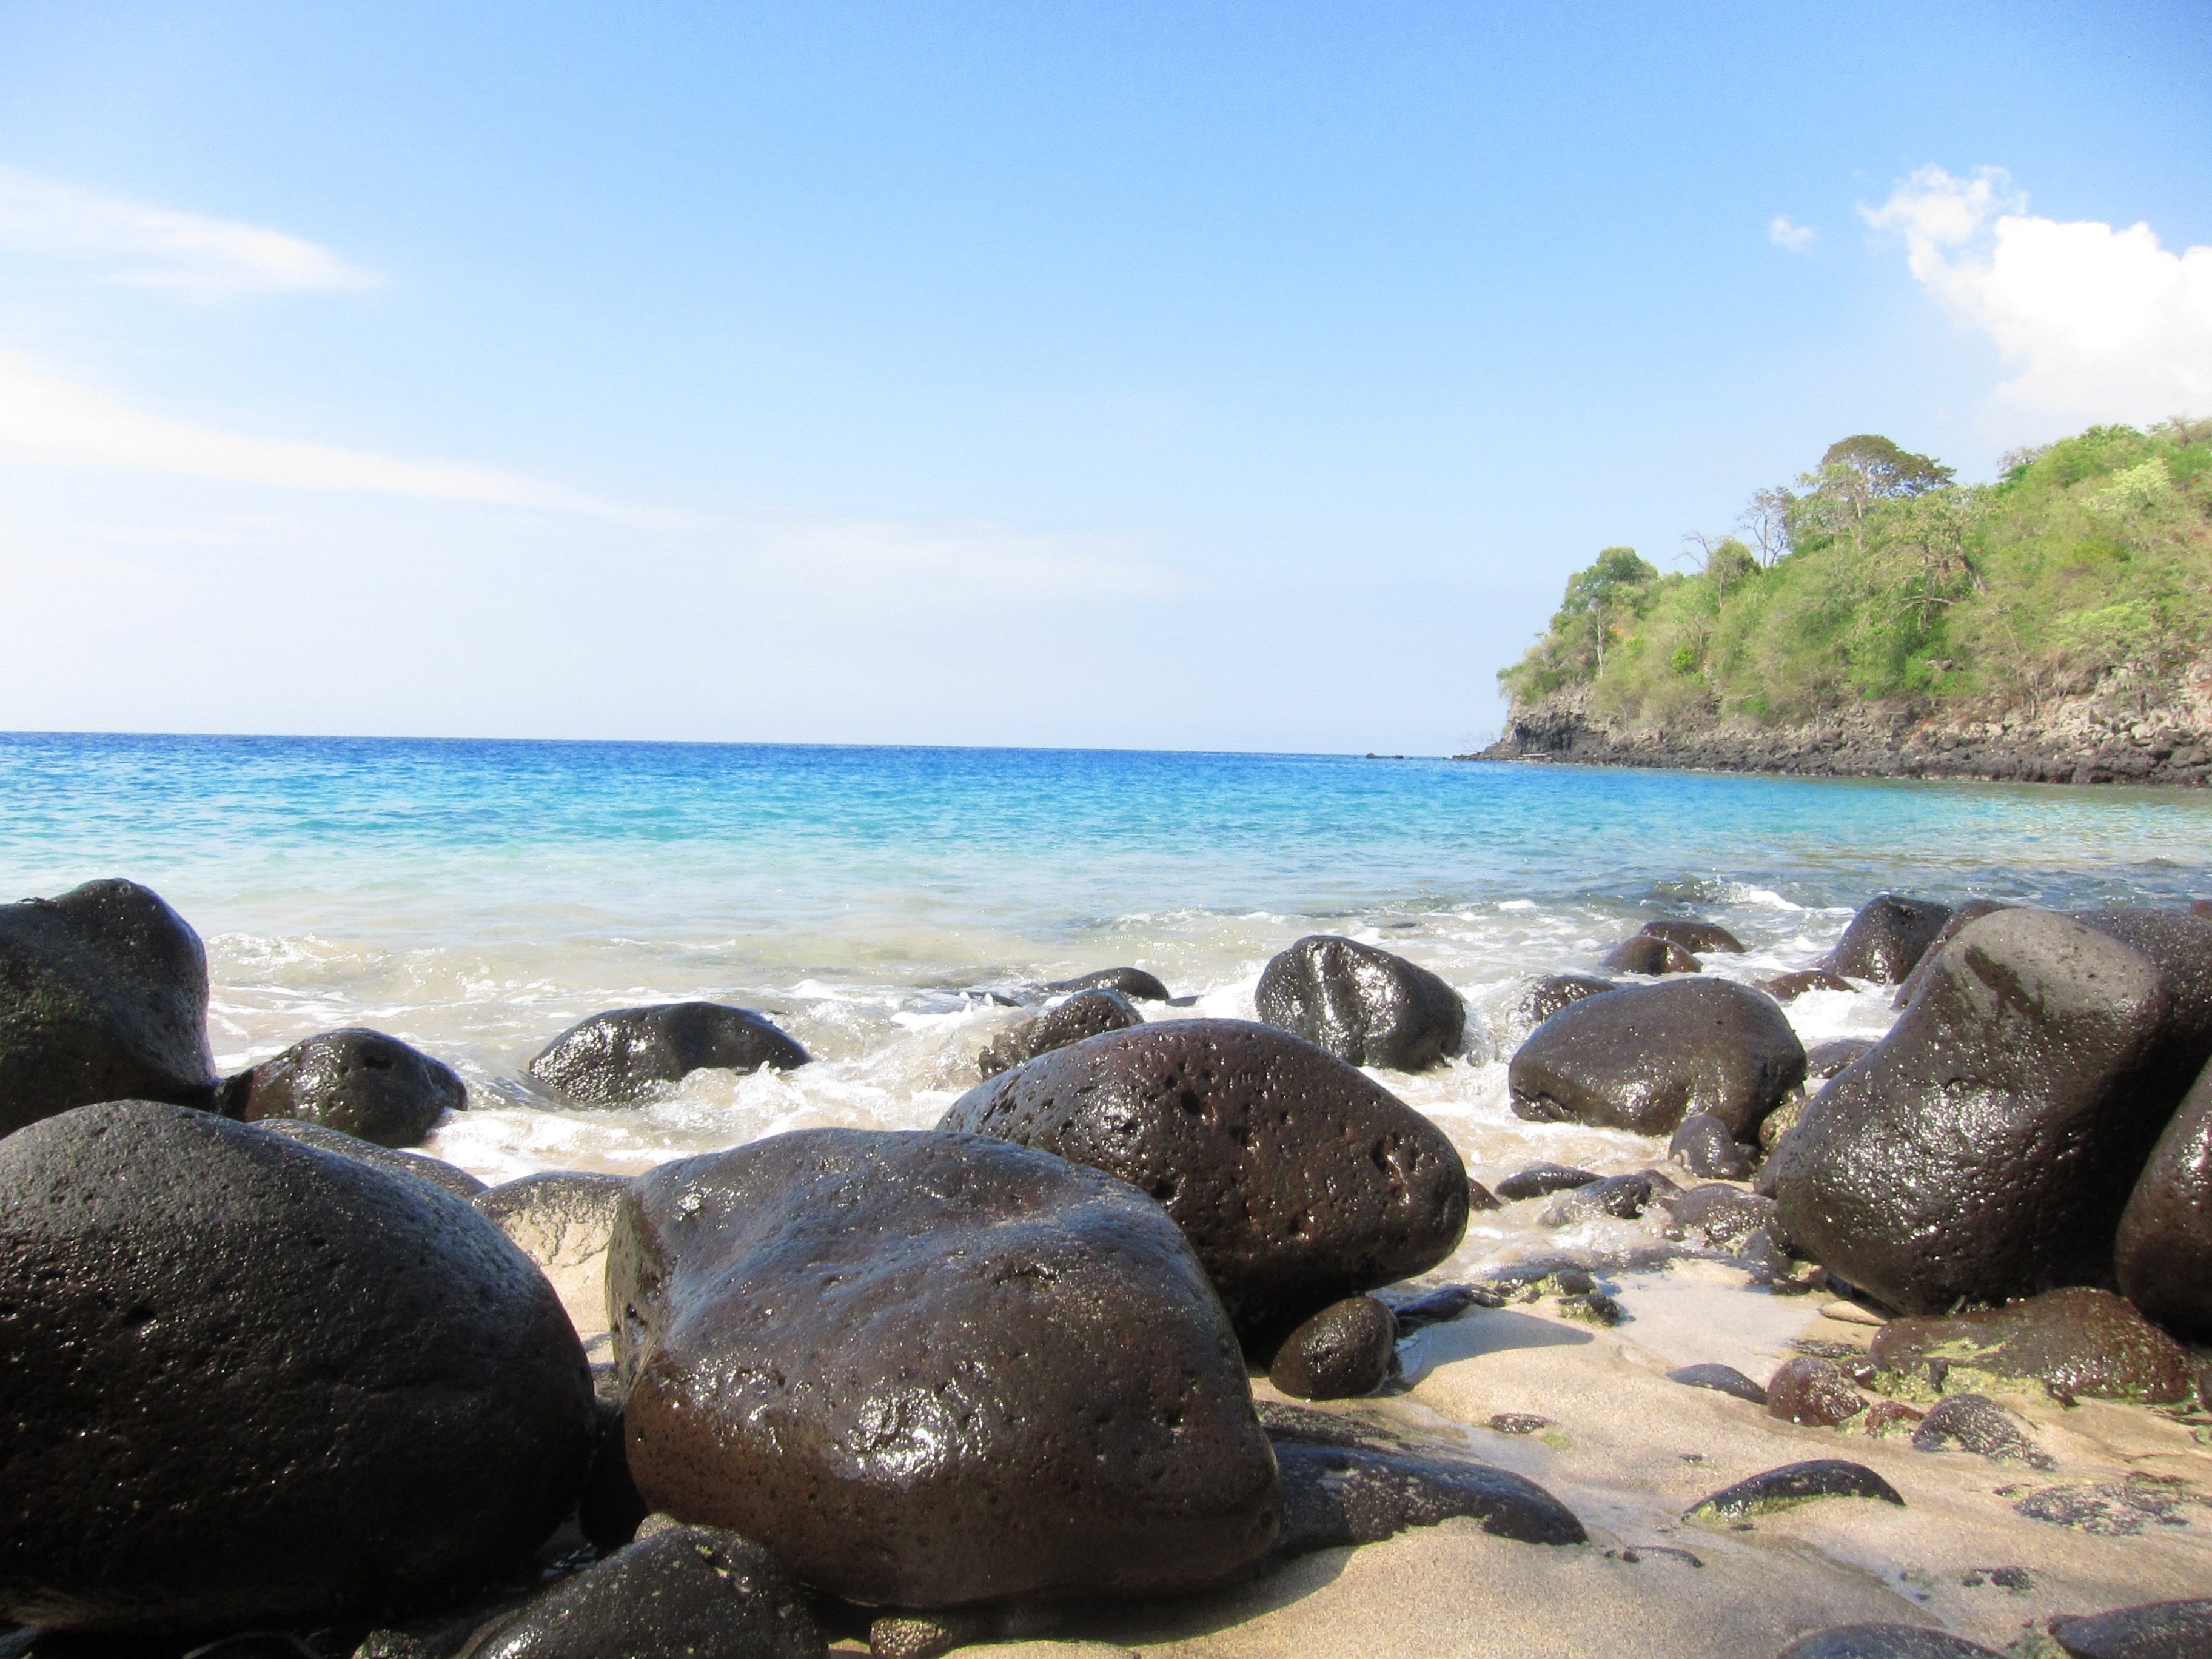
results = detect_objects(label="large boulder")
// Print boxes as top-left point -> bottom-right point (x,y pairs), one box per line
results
1868,1287 -> 2195,1404
0,878 -> 215,1136
938,1019 -> 1468,1347
606,1128 -> 1281,1609
1254,936 -> 1464,1071
250,1117 -> 488,1200
0,1101 -> 594,1632
1892,901 -> 2013,1008
218,1028 -> 464,1148
1507,979 -> 1805,1138
528,1003 -> 808,1105
1771,910 -> 2187,1313
1826,894 -> 1953,984
2115,1056 -> 2212,1342
976,988 -> 1141,1079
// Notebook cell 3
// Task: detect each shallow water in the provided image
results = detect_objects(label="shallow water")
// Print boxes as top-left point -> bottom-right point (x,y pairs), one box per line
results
7,732 -> 2210,1274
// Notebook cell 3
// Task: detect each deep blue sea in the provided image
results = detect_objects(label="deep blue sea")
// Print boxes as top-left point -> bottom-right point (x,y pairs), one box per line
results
7,731 -> 2210,1266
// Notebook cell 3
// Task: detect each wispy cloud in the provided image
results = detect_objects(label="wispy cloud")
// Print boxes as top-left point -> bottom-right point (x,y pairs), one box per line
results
0,164 -> 380,299
1768,215 -> 1815,252
0,352 -> 689,524
743,514 -> 1179,612
1866,164 -> 2212,424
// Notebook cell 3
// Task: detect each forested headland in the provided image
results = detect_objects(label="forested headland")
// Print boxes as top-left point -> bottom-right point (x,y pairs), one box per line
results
1479,420 -> 2212,786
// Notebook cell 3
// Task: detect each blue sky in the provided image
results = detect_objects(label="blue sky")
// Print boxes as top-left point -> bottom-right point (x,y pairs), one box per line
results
1,2 -> 2207,752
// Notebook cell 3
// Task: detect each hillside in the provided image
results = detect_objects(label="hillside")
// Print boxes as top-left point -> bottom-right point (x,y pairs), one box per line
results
1478,421 -> 2212,786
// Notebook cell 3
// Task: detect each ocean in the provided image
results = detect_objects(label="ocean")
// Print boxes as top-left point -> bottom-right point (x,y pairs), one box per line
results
7,731 -> 2211,1276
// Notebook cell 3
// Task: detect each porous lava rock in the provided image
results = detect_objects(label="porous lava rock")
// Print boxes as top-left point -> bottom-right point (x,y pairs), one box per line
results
1804,1037 -> 1875,1079
1601,936 -> 1700,976
1826,894 -> 1953,984
1868,1287 -> 2194,1404
528,1003 -> 808,1105
1517,974 -> 1616,1028
1044,967 -> 1170,1001
1778,1628 -> 1999,1659
1670,1111 -> 1756,1178
250,1118 -> 488,1199
1910,1395 -> 2047,1466
465,1525 -> 823,1659
0,877 -> 215,1136
1641,919 -> 1744,954
218,1028 -> 464,1148
2115,1055 -> 2212,1342
2051,1598 -> 2212,1659
1671,1184 -> 1781,1252
1492,1162 -> 1600,1201
0,1101 -> 594,1632
1254,935 -> 1464,1071
1892,901 -> 2013,1008
1766,1358 -> 1866,1426
976,988 -> 1141,1079
606,1127 -> 1281,1608
1508,979 -> 1805,1138
1541,1170 -> 1667,1224
939,1019 -> 1468,1347
1686,1460 -> 1903,1521
1772,910 -> 2191,1313
1268,1296 -> 1396,1399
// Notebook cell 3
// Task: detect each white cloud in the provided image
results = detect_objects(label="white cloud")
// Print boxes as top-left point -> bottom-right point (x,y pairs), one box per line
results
0,164 -> 380,298
1866,164 -> 2212,424
743,514 -> 1179,612
1768,215 -> 1816,252
0,351 -> 680,523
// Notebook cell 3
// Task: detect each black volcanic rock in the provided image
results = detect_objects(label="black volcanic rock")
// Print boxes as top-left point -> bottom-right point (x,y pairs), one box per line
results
249,1118 -> 488,1200
1868,1287 -> 2194,1404
1772,910 -> 2185,1313
1044,966 -> 1171,1001
0,878 -> 215,1136
1271,1441 -> 1584,1554
976,988 -> 1141,1079
2051,1598 -> 2212,1659
1641,920 -> 1745,954
219,1028 -> 464,1148
1686,1460 -> 1902,1521
1892,901 -> 2013,1008
1268,1296 -> 1396,1400
1492,1163 -> 1601,1202
0,1101 -> 593,1632
1778,1628 -> 1999,1659
939,1019 -> 1468,1347
1601,936 -> 1701,976
1254,935 -> 1464,1071
1826,895 -> 1953,984
1517,974 -> 1617,1028
528,1003 -> 808,1105
1509,979 -> 1804,1138
606,1127 -> 1281,1608
2116,1055 -> 2212,1342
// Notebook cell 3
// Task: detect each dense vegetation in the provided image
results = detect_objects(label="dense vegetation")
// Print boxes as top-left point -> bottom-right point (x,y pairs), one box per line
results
1500,421 -> 2212,729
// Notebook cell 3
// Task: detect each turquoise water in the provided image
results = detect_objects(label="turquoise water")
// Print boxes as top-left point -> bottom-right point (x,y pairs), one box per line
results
5,731 -> 2209,1262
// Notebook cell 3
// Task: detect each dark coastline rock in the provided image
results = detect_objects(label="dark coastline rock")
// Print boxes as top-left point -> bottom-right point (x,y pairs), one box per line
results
2051,1598 -> 2212,1659
1671,1184 -> 1781,1252
607,1128 -> 1281,1607
1668,1362 -> 1768,1404
1269,1296 -> 1396,1399
1641,919 -> 1745,954
1601,935 -> 1700,976
1762,969 -> 1856,1002
1765,1358 -> 1866,1426
528,1003 -> 808,1106
1517,974 -> 1617,1028
1827,895 -> 1953,985
976,988 -> 1141,1079
1044,967 -> 1170,1002
0,878 -> 216,1136
1868,1287 -> 2194,1404
463,1526 -> 822,1659
1670,1111 -> 1756,1178
1254,935 -> 1464,1071
0,1101 -> 594,1632
1910,1395 -> 2048,1466
1777,1627 -> 2000,1658
249,1118 -> 489,1199
1771,911 -> 2182,1313
1509,979 -> 1805,1138
1892,902 -> 2013,1008
1804,1037 -> 1875,1078
2115,1056 -> 2212,1342
1492,1162 -> 1600,1201
939,1019 -> 1469,1347
218,1028 -> 464,1148
1686,1460 -> 1903,1521
1541,1170 -> 1667,1225
1271,1440 -> 1586,1553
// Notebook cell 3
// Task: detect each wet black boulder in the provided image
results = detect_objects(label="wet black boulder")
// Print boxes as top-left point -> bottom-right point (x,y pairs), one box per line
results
1868,1286 -> 2194,1404
1268,1296 -> 1396,1399
0,878 -> 216,1136
1044,967 -> 1170,1002
1517,974 -> 1616,1028
2116,1054 -> 2212,1342
1641,920 -> 1744,954
2051,1598 -> 2212,1659
1826,894 -> 1953,984
1670,1111 -> 1757,1179
606,1127 -> 1281,1608
1778,1628 -> 1999,1659
976,988 -> 1141,1079
218,1028 -> 464,1148
250,1118 -> 488,1200
1601,936 -> 1700,976
528,1003 -> 808,1105
1509,979 -> 1805,1138
0,1101 -> 594,1632
466,1525 -> 823,1659
1892,901 -> 2013,1008
1254,935 -> 1464,1071
939,1019 -> 1469,1347
1771,910 -> 2185,1314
